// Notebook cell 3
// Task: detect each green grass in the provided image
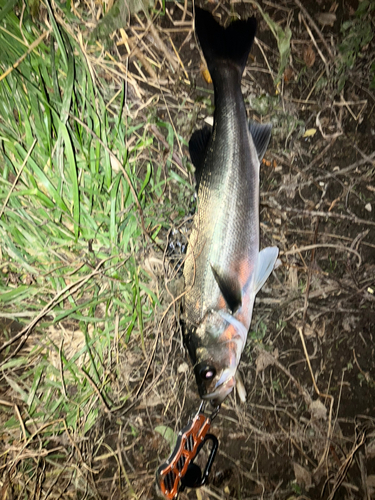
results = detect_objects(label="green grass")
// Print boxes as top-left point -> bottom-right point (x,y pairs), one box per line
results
0,0 -> 190,479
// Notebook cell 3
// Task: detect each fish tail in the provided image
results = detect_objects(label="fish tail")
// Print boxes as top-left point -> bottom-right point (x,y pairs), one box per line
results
194,6 -> 257,78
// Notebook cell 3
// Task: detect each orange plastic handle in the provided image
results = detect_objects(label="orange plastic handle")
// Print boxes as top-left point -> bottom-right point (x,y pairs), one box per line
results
156,413 -> 211,499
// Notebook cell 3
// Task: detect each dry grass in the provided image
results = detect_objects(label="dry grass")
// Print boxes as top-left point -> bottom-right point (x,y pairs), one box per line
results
1,0 -> 375,499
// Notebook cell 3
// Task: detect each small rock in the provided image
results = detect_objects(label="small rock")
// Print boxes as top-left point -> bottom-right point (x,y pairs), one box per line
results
293,462 -> 313,488
310,399 -> 327,421
177,362 -> 189,374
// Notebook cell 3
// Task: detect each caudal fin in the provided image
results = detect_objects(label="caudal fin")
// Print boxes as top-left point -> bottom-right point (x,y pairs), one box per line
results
195,6 -> 257,77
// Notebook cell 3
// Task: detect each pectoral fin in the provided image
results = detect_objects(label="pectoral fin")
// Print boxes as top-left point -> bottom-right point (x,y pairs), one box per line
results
210,264 -> 242,313
249,121 -> 272,161
254,247 -> 279,294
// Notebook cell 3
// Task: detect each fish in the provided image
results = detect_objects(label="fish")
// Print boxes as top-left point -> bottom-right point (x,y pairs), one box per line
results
183,7 -> 279,406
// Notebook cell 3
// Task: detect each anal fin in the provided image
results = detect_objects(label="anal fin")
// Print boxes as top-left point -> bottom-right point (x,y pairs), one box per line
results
249,121 -> 272,161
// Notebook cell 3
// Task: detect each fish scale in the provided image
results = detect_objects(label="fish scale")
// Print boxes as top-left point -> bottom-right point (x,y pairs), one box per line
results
183,7 -> 278,405
185,69 -> 259,325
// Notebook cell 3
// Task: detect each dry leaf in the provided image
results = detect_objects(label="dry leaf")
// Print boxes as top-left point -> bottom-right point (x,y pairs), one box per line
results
262,158 -> 271,167
47,325 -> 86,369
282,173 -> 297,199
314,318 -> 326,338
143,254 -> 164,279
329,1 -> 338,13
293,462 -> 313,488
137,393 -> 163,409
303,128 -> 317,138
177,362 -> 189,374
256,350 -> 275,374
283,66 -> 294,83
309,399 -> 327,421
366,438 -> 375,458
201,65 -> 212,84
367,475 -> 375,495
316,110 -> 343,140
315,12 -> 336,26
296,320 -> 315,337
110,155 -> 122,173
303,45 -> 316,68
255,349 -> 278,375
235,371 -> 247,403
288,264 -> 298,291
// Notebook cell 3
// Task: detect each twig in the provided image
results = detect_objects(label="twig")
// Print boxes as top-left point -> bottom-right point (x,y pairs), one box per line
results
316,109 -> 343,140
0,257 -> 114,360
62,419 -> 85,464
147,20 -> 179,73
149,123 -> 185,173
282,227 -> 375,250
316,151 -> 375,180
297,222 -> 335,476
327,431 -> 366,500
59,339 -> 67,399
299,13 -> 329,75
255,347 -> 312,407
358,451 -> 370,500
254,38 -> 275,80
353,349 -> 371,383
7,418 -> 66,470
117,439 -> 138,498
14,405 -> 28,443
293,0 -> 335,62
77,366 -> 111,413
298,324 -> 335,473
266,199 -> 375,227
168,34 -> 189,80
303,139 -> 336,172
134,287 -> 185,398
352,143 -> 375,164
126,34 -> 158,79
283,243 -> 362,268
0,30 -> 50,82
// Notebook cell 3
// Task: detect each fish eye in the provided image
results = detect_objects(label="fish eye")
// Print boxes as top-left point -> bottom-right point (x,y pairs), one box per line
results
199,365 -> 216,381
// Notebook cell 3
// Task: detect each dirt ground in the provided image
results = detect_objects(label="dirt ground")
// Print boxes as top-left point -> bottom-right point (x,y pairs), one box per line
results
114,1 -> 375,499
2,0 -> 375,499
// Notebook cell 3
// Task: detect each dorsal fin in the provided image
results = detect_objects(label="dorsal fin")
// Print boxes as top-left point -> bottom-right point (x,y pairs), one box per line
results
210,264 -> 242,313
189,126 -> 211,189
248,121 -> 272,161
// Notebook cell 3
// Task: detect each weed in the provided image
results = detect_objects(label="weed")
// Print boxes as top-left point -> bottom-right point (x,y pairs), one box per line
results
252,1 -> 292,85
249,319 -> 268,342
0,0 -> 188,491
337,0 -> 375,91
249,94 -> 305,143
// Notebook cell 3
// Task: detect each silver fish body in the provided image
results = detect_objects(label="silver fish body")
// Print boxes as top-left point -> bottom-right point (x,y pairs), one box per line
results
184,7 -> 278,405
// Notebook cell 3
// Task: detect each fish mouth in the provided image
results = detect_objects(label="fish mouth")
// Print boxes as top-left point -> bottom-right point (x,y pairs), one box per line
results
201,372 -> 236,404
